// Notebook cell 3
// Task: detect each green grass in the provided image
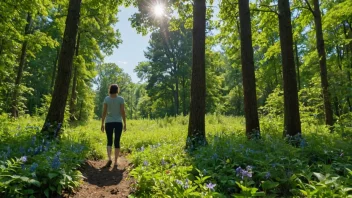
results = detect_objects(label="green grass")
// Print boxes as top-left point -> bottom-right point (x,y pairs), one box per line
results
1,114 -> 352,197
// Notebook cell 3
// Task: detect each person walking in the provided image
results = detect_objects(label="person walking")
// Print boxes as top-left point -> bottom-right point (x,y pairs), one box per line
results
101,84 -> 127,167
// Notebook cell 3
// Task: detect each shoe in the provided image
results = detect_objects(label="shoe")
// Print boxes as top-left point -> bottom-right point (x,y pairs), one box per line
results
104,160 -> 112,168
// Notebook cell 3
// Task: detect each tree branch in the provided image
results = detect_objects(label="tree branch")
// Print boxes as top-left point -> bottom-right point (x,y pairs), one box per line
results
251,8 -> 278,15
304,0 -> 315,15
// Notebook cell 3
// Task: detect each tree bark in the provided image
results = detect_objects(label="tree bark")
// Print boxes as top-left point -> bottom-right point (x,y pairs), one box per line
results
69,32 -> 80,121
42,0 -> 82,137
11,13 -> 32,117
182,73 -> 187,116
294,41 -> 301,90
278,0 -> 302,137
334,96 -> 340,117
238,0 -> 260,139
187,0 -> 206,147
312,0 -> 334,126
78,99 -> 83,120
343,22 -> 352,112
173,62 -> 179,116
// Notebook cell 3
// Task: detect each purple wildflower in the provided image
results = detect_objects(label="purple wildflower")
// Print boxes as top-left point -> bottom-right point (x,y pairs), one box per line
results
265,172 -> 271,179
143,160 -> 149,166
161,158 -> 166,165
206,182 -> 216,191
175,179 -> 183,186
30,163 -> 38,172
20,156 -> 27,163
51,152 -> 61,169
184,179 -> 189,189
246,165 -> 253,171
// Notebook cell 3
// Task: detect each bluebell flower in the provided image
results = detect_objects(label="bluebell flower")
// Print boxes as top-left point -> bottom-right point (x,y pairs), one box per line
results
236,166 -> 253,179
161,158 -> 166,166
175,179 -> 183,186
44,122 -> 51,128
241,170 -> 252,179
203,169 -> 207,175
34,147 -> 40,155
206,182 -> 216,191
30,163 -> 38,172
246,165 -> 253,171
6,146 -> 11,157
51,152 -> 61,169
31,136 -> 36,145
184,179 -> 189,189
265,172 -> 271,179
19,147 -> 26,155
236,167 -> 242,175
300,138 -> 307,148
20,156 -> 27,163
143,160 -> 149,166
212,153 -> 218,160
54,123 -> 62,138
140,146 -> 145,152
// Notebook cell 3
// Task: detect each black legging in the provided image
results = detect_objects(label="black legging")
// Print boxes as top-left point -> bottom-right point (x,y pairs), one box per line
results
105,122 -> 123,148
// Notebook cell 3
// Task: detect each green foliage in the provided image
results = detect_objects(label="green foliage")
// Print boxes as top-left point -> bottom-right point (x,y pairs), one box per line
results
0,116 -> 95,197
1,114 -> 352,197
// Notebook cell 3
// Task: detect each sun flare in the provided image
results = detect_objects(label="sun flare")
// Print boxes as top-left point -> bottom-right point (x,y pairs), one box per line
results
153,4 -> 164,17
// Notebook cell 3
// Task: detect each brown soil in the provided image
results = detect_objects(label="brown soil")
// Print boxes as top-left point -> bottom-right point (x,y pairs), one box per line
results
66,156 -> 134,198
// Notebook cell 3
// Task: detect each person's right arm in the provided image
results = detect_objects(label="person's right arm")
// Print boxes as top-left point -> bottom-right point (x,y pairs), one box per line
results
120,103 -> 126,131
101,103 -> 107,132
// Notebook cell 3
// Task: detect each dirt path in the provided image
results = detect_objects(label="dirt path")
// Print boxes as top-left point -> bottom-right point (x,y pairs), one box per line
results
68,156 -> 134,198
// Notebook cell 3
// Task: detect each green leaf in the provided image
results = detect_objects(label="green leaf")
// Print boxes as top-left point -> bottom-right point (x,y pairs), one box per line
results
313,172 -> 325,182
261,181 -> 279,190
48,173 -> 59,179
44,189 -> 49,198
254,191 -> 266,196
28,179 -> 41,187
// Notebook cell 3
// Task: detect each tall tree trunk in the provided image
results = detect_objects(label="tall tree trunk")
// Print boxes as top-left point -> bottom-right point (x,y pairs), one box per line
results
334,96 -> 340,117
294,41 -> 301,90
50,48 -> 60,91
173,62 -> 179,116
312,0 -> 334,126
343,22 -> 352,112
182,74 -> 187,116
238,0 -> 260,138
78,100 -> 83,120
11,13 -> 32,117
69,33 -> 80,121
42,0 -> 82,137
278,0 -> 302,137
187,0 -> 206,147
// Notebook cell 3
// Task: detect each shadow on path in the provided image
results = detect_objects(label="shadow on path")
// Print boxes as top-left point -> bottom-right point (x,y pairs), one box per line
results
82,161 -> 124,187
70,157 -> 134,198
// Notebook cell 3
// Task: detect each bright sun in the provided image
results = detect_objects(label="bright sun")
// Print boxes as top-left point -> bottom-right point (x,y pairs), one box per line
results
153,4 -> 164,17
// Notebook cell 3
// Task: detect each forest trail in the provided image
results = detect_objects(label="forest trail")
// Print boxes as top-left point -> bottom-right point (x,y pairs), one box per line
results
67,156 -> 134,198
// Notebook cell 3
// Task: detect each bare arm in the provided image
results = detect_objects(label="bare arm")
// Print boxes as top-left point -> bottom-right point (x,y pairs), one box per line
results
120,103 -> 126,131
101,103 -> 107,132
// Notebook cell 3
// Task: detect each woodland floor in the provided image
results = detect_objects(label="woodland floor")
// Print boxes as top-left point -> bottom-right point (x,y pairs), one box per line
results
64,156 -> 134,198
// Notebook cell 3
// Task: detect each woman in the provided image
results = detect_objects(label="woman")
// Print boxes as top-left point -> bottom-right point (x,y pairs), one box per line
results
101,84 -> 127,167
